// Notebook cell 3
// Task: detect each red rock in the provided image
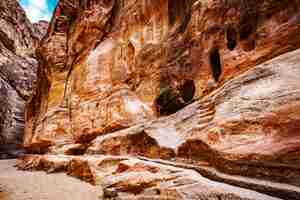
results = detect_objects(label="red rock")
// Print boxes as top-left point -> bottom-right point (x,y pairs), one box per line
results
67,158 -> 96,185
18,0 -> 300,199
25,0 -> 300,153
87,49 -> 300,195
17,154 -> 281,200
33,20 -> 49,40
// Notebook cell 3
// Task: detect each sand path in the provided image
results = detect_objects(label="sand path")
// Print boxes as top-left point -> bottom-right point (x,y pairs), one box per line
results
0,160 -> 102,200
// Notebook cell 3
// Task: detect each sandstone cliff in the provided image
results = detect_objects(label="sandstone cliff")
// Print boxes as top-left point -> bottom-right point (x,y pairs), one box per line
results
18,0 -> 300,199
34,20 -> 50,40
0,0 -> 47,158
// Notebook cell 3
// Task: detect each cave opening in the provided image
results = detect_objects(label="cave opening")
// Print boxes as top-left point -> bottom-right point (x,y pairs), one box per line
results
154,80 -> 195,116
154,86 -> 183,115
209,48 -> 222,82
226,26 -> 237,50
180,80 -> 196,103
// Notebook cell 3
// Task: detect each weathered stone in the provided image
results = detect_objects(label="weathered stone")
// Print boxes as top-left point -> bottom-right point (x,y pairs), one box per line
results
17,154 -> 280,200
87,49 -> 300,199
33,20 -> 49,40
19,0 -> 300,199
0,0 -> 45,158
25,0 -> 300,153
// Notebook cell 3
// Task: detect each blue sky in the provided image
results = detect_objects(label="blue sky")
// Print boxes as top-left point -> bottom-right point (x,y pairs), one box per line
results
19,0 -> 58,22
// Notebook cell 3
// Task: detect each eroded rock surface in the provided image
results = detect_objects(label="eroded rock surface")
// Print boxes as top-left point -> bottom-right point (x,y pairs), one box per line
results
20,0 -> 300,199
17,154 -> 281,200
0,0 -> 45,158
25,0 -> 300,152
87,49 -> 300,199
33,20 -> 49,40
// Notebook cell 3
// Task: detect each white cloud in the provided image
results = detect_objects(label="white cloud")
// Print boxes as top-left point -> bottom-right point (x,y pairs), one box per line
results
23,0 -> 52,22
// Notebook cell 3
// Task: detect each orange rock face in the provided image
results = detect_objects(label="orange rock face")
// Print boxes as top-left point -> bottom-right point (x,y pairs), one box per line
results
25,0 -> 300,151
21,0 -> 300,199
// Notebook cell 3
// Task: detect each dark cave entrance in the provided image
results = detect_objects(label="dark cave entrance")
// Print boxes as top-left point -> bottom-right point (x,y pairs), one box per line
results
226,26 -> 237,51
180,79 -> 196,103
209,48 -> 222,82
154,80 -> 196,116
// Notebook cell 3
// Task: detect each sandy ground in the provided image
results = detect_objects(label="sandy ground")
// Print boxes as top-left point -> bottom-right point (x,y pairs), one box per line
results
0,160 -> 103,200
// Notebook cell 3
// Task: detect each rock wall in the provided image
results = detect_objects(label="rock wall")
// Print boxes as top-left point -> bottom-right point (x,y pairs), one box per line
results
33,20 -> 50,40
25,0 -> 300,152
19,0 -> 300,199
0,0 -> 47,158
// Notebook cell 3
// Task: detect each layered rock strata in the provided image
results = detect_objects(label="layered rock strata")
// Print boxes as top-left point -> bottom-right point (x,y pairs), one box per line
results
17,154 -> 282,200
25,0 -> 300,153
0,0 -> 47,158
19,0 -> 300,199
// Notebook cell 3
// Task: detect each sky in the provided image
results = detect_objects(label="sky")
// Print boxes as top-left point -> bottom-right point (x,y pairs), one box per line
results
19,0 -> 58,22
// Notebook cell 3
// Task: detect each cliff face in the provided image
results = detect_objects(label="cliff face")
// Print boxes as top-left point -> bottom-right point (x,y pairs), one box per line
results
19,0 -> 300,199
0,0 -> 47,158
33,20 -> 50,40
25,0 -> 300,151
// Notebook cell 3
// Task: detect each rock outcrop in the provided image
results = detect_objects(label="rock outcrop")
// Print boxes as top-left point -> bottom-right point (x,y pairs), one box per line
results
0,0 -> 46,158
17,154 -> 281,200
24,0 -> 300,152
33,20 -> 49,40
19,0 -> 300,199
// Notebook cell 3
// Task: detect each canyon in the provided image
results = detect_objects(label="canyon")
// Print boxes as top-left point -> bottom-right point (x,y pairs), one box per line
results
1,0 -> 300,199
0,0 -> 48,158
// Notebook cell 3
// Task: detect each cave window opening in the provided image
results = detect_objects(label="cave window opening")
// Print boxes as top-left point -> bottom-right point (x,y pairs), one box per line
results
226,26 -> 237,50
209,48 -> 222,82
154,80 -> 195,116
180,80 -> 195,103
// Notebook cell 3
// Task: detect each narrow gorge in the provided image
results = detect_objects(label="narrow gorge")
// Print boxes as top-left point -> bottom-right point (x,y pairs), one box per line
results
0,0 -> 47,158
